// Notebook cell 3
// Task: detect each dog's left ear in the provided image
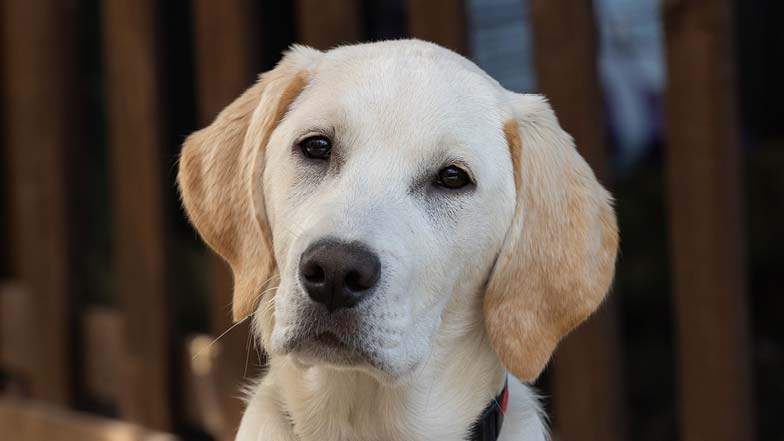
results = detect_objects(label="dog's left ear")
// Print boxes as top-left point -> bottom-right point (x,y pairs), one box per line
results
484,93 -> 619,382
178,46 -> 321,321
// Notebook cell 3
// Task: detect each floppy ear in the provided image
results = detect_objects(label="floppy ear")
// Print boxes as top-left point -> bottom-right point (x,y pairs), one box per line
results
484,94 -> 619,382
178,46 -> 321,321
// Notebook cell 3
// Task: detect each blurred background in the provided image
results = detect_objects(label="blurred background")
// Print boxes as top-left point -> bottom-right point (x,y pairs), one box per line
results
0,0 -> 781,440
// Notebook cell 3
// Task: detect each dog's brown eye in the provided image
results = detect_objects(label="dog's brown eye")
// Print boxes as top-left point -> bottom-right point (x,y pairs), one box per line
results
300,135 -> 331,160
437,165 -> 471,189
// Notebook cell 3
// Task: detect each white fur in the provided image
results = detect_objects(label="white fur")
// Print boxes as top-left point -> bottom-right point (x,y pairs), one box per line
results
235,40 -> 550,441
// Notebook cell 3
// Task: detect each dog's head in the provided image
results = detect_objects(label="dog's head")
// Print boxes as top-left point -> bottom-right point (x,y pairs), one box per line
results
178,40 -> 618,382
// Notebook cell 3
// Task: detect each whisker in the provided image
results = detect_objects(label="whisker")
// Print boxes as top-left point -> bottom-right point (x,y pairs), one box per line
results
258,284 -> 281,297
192,313 -> 254,361
244,327 -> 253,377
259,300 -> 275,317
254,286 -> 279,313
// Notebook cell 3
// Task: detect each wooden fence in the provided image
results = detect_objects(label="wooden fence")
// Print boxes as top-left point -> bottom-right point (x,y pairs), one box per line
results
0,1 -> 753,441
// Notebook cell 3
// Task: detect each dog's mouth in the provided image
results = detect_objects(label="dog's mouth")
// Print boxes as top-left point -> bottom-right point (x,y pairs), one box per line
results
288,330 -> 379,370
268,294 -> 392,373
304,331 -> 364,357
313,331 -> 349,349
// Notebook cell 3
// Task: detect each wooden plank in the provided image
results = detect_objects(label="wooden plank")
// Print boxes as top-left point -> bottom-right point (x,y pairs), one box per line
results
191,2 -> 261,437
0,283 -> 34,378
529,0 -> 606,173
82,308 -> 123,405
0,398 -> 178,441
0,6 -> 10,379
0,0 -> 81,405
182,334 -> 232,439
661,1 -> 754,440
192,0 -> 260,123
204,259 -> 255,439
528,2 -> 626,441
77,322 -> 234,438
0,13 -> 10,282
407,0 -> 468,55
101,0 -> 171,430
296,0 -> 362,49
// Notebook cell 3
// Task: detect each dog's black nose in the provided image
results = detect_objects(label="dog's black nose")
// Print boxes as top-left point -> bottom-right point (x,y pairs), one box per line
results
299,239 -> 381,312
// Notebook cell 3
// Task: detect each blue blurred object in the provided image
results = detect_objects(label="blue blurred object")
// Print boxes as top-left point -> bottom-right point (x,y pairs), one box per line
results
469,0 -> 665,172
594,0 -> 665,170
467,0 -> 536,93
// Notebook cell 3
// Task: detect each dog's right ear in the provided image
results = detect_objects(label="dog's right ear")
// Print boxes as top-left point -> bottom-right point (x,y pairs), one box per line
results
483,94 -> 618,382
178,46 -> 321,321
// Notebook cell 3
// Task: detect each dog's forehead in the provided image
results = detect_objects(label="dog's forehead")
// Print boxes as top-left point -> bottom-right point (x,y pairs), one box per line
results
295,41 -> 507,157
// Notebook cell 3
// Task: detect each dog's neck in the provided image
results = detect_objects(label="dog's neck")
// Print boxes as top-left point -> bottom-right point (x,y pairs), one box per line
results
254,297 -> 508,441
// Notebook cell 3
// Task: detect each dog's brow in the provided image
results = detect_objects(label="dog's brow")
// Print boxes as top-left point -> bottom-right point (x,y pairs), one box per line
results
294,126 -> 335,143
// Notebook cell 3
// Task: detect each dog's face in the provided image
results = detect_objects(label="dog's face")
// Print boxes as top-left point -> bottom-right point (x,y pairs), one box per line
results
178,40 -> 618,382
261,46 -> 516,377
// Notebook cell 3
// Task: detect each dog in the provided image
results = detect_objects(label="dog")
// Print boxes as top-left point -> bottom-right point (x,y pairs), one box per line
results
178,39 -> 618,441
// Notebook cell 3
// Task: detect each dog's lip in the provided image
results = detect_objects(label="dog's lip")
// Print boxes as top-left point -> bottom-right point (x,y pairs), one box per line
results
313,331 -> 349,349
283,328 -> 355,353
289,330 -> 381,367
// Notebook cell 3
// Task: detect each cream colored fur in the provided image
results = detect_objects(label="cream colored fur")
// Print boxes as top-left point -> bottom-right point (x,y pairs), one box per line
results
178,39 -> 617,441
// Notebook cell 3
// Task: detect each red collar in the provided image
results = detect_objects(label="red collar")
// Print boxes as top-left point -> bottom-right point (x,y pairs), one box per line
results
467,377 -> 509,441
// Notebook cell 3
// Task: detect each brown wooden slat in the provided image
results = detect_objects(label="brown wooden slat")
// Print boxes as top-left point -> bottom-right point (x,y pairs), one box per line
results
407,0 -> 468,55
82,307 -> 123,405
0,398 -> 178,441
0,283 -> 33,378
0,24 -> 6,376
296,0 -> 362,49
192,0 -> 261,123
528,2 -> 626,441
191,2 -> 262,437
101,0 -> 171,429
529,0 -> 606,174
203,258 -> 254,439
80,310 -> 233,437
183,334 -> 232,439
0,9 -> 10,282
662,1 -> 754,440
71,308 -> 239,439
0,0 -> 81,405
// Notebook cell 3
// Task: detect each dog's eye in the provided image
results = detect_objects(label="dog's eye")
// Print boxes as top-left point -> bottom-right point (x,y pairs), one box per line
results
436,165 -> 471,189
299,135 -> 332,160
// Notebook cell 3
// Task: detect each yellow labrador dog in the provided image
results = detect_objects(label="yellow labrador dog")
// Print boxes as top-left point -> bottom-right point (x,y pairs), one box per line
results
178,40 -> 617,441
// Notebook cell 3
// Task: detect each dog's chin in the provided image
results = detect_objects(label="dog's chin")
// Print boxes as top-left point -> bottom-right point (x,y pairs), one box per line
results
279,332 -> 414,383
291,332 -> 369,365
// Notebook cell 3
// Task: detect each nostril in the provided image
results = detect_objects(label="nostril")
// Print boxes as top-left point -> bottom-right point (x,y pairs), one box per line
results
302,262 -> 326,283
344,255 -> 381,292
344,270 -> 365,291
